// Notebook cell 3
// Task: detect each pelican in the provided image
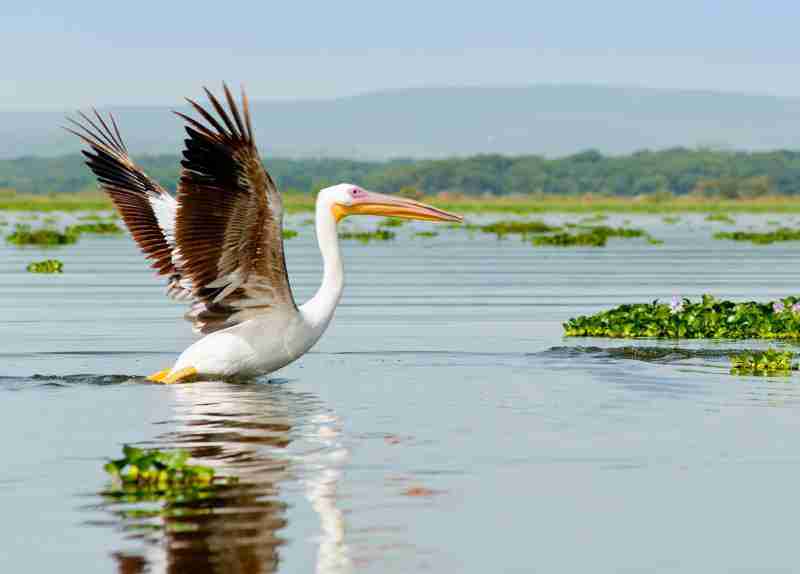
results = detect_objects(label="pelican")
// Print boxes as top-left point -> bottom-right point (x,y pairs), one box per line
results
68,85 -> 462,384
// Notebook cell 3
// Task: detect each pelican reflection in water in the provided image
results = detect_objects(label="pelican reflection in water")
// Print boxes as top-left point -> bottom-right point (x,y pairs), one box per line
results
104,382 -> 350,573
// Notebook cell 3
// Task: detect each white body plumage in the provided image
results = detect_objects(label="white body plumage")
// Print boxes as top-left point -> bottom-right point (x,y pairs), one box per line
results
172,190 -> 345,379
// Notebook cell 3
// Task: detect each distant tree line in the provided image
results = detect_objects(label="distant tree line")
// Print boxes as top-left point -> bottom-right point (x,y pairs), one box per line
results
3,148 -> 800,198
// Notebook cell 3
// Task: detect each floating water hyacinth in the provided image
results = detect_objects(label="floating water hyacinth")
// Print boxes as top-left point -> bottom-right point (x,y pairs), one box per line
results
26,259 -> 63,273
479,220 -> 559,238
379,218 -> 405,228
7,225 -> 80,246
339,229 -> 395,243
69,222 -> 122,234
282,229 -> 298,239
714,228 -> 800,244
104,445 -> 236,492
564,294 -> 800,339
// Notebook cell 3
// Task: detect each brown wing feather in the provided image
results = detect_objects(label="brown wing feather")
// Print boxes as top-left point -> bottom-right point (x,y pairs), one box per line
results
66,112 -> 190,299
174,85 -> 295,333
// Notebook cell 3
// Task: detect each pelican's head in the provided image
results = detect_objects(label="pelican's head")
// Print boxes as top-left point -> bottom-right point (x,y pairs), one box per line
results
322,183 -> 463,224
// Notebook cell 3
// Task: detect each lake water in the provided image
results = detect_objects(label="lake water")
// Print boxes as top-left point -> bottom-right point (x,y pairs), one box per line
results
3,213 -> 800,573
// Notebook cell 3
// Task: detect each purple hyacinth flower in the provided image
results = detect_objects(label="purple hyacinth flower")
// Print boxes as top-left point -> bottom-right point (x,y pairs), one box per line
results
773,301 -> 785,313
669,296 -> 683,314
792,302 -> 800,314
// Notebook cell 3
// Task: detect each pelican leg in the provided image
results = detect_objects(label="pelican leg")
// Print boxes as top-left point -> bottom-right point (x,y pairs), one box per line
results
146,368 -> 171,383
161,366 -> 198,385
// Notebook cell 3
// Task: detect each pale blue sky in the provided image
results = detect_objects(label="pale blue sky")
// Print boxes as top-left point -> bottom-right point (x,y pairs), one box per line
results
2,0 -> 799,110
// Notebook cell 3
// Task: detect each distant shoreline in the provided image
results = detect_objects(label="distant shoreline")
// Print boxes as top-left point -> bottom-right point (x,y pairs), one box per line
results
5,191 -> 800,214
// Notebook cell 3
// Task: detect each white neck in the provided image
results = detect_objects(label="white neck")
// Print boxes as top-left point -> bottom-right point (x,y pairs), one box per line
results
299,196 -> 344,333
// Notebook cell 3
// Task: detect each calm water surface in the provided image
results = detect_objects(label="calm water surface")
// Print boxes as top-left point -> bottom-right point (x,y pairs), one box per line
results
3,213 -> 800,573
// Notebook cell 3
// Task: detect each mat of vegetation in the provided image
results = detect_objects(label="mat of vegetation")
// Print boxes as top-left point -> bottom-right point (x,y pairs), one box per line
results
104,445 -> 236,492
564,295 -> 800,339
479,220 -> 559,237
533,225 -> 660,247
730,349 -> 797,376
705,213 -> 735,223
69,222 -> 122,234
26,259 -> 63,273
533,230 -> 607,246
714,228 -> 800,244
282,229 -> 298,239
6,225 -> 80,246
339,229 -> 395,243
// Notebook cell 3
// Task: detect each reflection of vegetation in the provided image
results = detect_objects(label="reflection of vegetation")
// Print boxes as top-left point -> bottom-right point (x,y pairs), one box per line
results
565,294 -> 800,339
339,229 -> 395,243
714,228 -> 800,244
282,229 -> 298,239
6,224 -> 80,245
26,259 -> 63,273
730,349 -> 797,376
104,445 -> 236,491
705,213 -> 735,223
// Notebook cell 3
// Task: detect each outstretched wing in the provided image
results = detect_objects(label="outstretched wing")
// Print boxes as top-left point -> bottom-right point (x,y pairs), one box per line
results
174,85 -> 296,334
66,111 -> 191,300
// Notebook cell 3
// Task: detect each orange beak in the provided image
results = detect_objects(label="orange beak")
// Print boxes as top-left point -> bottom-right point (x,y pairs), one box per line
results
333,191 -> 463,223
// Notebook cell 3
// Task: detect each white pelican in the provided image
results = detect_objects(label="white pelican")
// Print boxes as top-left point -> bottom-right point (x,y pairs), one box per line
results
68,85 -> 462,384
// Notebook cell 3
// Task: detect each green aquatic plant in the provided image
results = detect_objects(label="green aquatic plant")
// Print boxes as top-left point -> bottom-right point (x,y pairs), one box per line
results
77,213 -> 104,221
532,225 -> 657,247
6,224 -> 80,246
282,229 -> 298,239
104,445 -> 235,491
662,216 -> 681,224
578,213 -> 608,224
414,231 -> 439,238
730,349 -> 797,376
69,222 -> 123,234
713,228 -> 800,244
379,217 -> 405,228
26,259 -> 63,273
479,219 -> 559,237
705,213 -> 735,223
564,294 -> 800,339
339,229 -> 396,243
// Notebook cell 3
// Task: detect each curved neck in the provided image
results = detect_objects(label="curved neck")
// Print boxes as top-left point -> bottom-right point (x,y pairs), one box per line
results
299,197 -> 344,331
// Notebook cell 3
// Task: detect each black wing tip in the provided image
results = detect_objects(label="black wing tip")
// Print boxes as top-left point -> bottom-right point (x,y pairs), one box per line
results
178,83 -> 254,145
66,108 -> 127,156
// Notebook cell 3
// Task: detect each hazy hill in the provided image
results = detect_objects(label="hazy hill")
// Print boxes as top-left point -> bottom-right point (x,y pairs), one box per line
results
2,85 -> 800,159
